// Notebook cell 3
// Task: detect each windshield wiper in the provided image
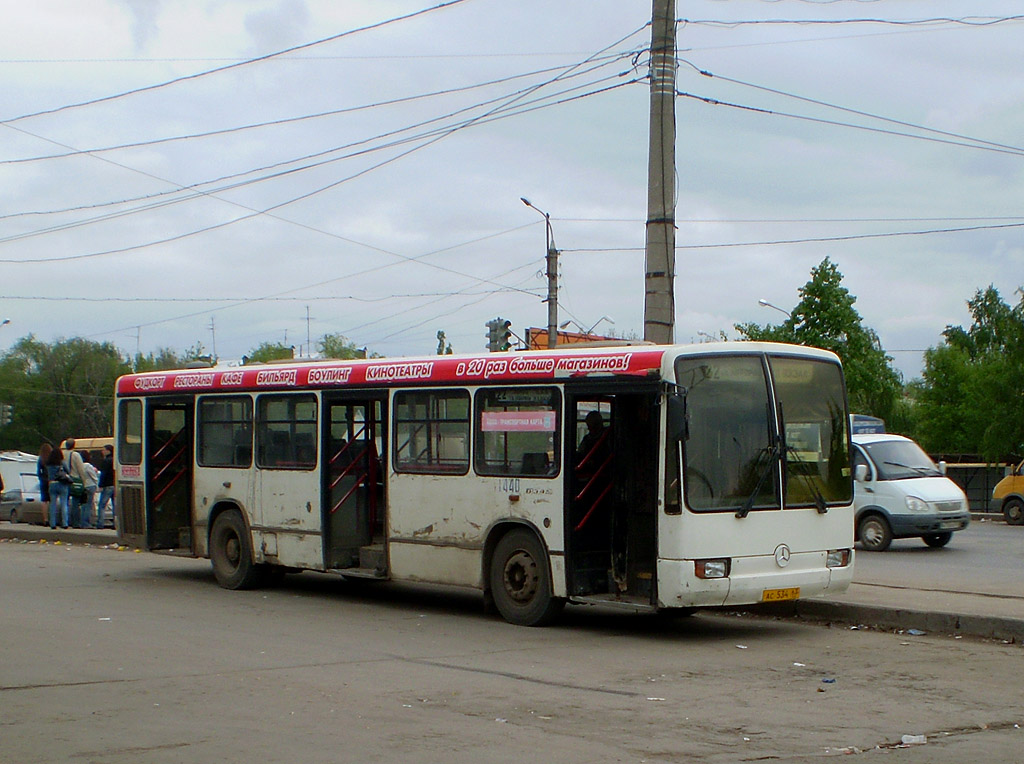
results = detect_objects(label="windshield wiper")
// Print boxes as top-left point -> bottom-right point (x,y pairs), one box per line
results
736,441 -> 779,519
883,460 -> 938,477
785,445 -> 828,514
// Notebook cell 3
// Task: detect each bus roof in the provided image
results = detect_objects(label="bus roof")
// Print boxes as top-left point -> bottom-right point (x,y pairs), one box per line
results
115,342 -> 842,397
116,346 -> 670,396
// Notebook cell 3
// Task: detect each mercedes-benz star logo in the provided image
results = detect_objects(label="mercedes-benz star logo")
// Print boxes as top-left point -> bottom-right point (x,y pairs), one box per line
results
774,544 -> 792,568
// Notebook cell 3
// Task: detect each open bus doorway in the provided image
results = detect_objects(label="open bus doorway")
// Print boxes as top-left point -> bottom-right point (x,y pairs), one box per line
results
144,398 -> 193,551
566,386 -> 659,604
323,395 -> 387,575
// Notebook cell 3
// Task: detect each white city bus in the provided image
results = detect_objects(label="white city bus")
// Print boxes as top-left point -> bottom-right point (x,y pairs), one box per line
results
113,342 -> 854,626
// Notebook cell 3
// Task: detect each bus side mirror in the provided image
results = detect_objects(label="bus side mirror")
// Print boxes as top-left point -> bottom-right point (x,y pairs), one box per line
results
667,393 -> 687,442
855,464 -> 868,483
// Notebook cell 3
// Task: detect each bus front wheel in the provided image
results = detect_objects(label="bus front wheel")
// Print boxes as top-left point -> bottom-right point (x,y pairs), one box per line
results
210,510 -> 261,590
489,528 -> 564,626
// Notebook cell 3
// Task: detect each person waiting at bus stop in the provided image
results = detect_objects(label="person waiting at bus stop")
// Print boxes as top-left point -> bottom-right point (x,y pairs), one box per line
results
63,439 -> 91,529
46,445 -> 70,529
96,444 -> 115,529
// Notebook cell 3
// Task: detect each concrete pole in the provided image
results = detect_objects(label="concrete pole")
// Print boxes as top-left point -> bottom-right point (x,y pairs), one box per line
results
546,216 -> 558,349
643,0 -> 677,345
521,197 -> 558,349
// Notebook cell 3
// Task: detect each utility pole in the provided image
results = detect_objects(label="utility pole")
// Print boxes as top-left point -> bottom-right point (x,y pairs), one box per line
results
643,0 -> 677,345
520,197 -> 559,348
305,305 -> 312,358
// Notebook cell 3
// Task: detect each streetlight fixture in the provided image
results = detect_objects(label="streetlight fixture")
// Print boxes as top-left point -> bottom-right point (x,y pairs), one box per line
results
757,298 -> 791,319
1,319 -> 10,327
521,197 -> 558,348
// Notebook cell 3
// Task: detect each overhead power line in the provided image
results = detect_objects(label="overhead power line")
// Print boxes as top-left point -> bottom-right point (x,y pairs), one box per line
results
680,15 -> 1024,28
0,73 -> 642,257
681,60 -> 1024,157
0,0 -> 472,124
0,53 -> 635,167
559,220 -> 1024,252
675,90 -> 1024,158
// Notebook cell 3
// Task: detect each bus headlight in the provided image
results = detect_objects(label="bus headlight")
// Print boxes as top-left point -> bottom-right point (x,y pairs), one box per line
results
905,496 -> 929,512
826,549 -> 851,568
694,559 -> 730,579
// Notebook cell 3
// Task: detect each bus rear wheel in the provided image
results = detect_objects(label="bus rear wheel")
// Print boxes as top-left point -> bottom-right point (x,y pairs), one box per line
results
210,510 -> 261,590
490,528 -> 564,626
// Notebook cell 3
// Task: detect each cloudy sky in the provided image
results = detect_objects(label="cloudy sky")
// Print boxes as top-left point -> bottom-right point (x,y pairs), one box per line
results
1,0 -> 1022,379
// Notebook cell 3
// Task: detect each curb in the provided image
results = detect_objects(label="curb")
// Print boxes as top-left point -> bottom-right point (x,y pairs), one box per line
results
0,525 -> 119,546
748,600 -> 1024,644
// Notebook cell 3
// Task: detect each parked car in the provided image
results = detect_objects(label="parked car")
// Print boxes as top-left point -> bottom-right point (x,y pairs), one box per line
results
852,433 -> 970,551
992,460 -> 1024,525
2,472 -> 47,525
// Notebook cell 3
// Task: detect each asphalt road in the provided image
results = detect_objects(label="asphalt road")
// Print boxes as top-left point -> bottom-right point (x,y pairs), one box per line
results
853,517 -> 1024,597
1,538 -> 1022,763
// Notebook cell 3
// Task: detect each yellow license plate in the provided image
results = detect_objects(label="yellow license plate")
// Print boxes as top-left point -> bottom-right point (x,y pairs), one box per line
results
762,587 -> 800,602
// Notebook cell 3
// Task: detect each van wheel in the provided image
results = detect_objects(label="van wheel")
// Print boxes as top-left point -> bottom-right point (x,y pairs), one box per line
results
489,528 -> 564,626
1003,498 -> 1024,526
210,510 -> 261,590
858,514 -> 892,552
922,532 -> 952,548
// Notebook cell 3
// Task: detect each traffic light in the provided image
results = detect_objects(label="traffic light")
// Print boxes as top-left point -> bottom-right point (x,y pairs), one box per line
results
498,319 -> 512,351
0,402 -> 12,426
486,318 -> 500,351
485,318 -> 513,352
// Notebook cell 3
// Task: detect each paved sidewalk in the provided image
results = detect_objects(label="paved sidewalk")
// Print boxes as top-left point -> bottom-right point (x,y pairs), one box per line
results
2,521 -> 1022,643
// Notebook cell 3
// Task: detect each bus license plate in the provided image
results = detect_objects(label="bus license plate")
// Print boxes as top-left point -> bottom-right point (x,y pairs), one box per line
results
762,587 -> 800,602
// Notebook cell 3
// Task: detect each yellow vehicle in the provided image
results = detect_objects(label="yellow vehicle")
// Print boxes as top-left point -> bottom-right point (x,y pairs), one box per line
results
992,460 -> 1024,525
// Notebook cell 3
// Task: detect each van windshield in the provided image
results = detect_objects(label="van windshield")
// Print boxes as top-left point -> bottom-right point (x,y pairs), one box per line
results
862,440 -> 942,480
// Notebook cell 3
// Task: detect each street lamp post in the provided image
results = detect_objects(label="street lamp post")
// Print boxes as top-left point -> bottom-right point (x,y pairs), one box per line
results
758,298 -> 791,319
521,197 -> 558,348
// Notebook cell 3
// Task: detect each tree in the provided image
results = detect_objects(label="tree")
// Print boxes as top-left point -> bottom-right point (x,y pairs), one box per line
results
915,286 -> 1024,459
436,330 -> 453,355
735,257 -> 904,423
243,342 -> 293,365
318,333 -> 368,360
131,347 -> 184,372
0,336 -> 130,450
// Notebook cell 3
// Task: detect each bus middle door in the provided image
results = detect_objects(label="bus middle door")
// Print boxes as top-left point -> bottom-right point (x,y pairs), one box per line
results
323,397 -> 385,572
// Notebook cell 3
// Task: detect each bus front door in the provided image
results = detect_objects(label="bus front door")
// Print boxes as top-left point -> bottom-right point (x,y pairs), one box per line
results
145,398 -> 194,551
566,389 -> 659,602
323,397 -> 386,573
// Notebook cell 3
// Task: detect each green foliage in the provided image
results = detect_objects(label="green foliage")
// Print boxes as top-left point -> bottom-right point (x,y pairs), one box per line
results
318,333 -> 369,360
735,257 -> 904,422
0,335 -> 130,450
244,342 -> 294,365
915,286 -> 1024,460
132,347 -> 184,372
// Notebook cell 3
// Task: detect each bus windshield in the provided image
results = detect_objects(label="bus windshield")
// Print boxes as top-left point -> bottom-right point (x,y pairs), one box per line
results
675,353 -> 851,513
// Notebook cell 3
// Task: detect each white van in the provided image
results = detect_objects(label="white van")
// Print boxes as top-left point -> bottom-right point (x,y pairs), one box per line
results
852,433 -> 970,551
